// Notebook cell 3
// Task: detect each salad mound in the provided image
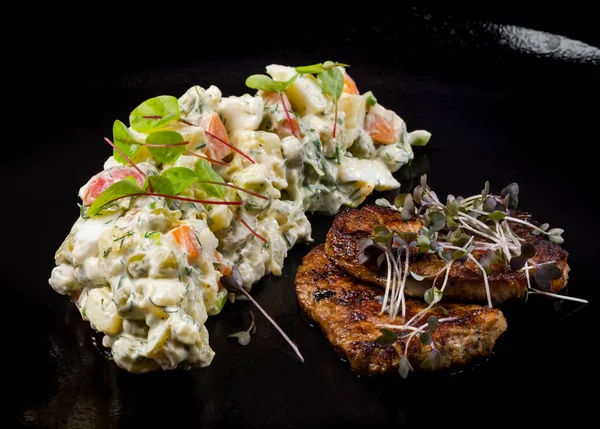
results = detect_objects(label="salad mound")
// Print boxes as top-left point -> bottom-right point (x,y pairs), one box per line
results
49,62 -> 430,372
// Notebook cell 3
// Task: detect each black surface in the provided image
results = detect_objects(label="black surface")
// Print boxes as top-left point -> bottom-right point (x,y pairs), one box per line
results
8,10 -> 599,429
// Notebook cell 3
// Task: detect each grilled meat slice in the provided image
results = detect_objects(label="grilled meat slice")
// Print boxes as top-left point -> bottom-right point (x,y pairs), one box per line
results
296,245 -> 507,376
325,205 -> 570,304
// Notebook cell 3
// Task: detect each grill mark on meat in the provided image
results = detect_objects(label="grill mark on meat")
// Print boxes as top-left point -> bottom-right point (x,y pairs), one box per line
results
313,289 -> 336,301
296,245 -> 507,376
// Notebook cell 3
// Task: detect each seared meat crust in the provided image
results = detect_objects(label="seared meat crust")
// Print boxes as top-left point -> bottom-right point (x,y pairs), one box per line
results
325,205 -> 569,304
296,245 -> 507,376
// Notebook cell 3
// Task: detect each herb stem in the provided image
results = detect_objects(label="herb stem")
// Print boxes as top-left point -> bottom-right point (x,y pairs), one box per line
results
280,92 -> 299,139
468,253 -> 493,308
527,290 -> 589,304
198,181 -> 268,200
332,104 -> 338,139
231,210 -> 269,243
237,286 -> 305,362
184,150 -> 231,166
380,252 -> 393,315
205,130 -> 256,164
103,137 -> 148,182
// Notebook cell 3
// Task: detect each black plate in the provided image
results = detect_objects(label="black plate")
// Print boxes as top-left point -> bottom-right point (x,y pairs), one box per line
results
9,10 -> 599,428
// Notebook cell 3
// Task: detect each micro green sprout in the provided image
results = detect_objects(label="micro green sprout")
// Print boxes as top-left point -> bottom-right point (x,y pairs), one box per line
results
221,266 -> 304,362
369,175 -> 588,377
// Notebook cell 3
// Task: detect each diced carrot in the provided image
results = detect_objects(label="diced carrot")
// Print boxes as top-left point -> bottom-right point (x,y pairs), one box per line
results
343,70 -> 359,95
214,250 -> 232,276
364,106 -> 402,144
172,224 -> 201,263
200,112 -> 232,161
83,167 -> 145,205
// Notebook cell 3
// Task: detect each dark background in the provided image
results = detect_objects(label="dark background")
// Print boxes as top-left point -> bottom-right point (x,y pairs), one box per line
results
8,6 -> 599,428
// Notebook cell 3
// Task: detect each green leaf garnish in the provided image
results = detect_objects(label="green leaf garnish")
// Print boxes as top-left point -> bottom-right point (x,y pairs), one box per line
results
419,330 -> 432,345
424,287 -> 443,305
295,62 -> 349,74
420,348 -> 441,370
427,315 -> 439,331
245,73 -> 298,92
143,175 -> 174,196
113,120 -> 140,163
317,61 -> 344,102
488,210 -> 507,222
534,263 -> 562,291
161,167 -> 199,195
145,131 -> 186,163
194,158 -> 225,199
130,95 -> 180,133
399,355 -> 412,378
87,176 -> 142,216
376,328 -> 398,346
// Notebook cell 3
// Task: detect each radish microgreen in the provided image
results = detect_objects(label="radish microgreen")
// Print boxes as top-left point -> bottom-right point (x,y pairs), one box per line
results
368,175 -> 587,377
228,311 -> 256,346
222,266 -> 304,362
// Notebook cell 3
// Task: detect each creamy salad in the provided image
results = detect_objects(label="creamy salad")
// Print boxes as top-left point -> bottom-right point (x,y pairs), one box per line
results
49,63 -> 430,373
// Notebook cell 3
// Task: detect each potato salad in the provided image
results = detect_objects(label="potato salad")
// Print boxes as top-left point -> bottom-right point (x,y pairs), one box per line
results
49,63 -> 430,373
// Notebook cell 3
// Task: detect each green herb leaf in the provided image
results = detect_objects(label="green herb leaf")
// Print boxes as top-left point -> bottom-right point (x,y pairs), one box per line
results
417,235 -> 430,253
143,175 -> 174,195
130,95 -> 180,133
427,315 -> 439,332
394,193 -> 410,209
376,328 -> 398,346
317,62 -> 344,102
401,194 -> 415,221
419,331 -> 432,345
87,177 -> 142,216
546,227 -> 564,244
483,196 -> 497,212
520,242 -> 537,259
450,228 -> 470,247
534,263 -> 562,291
228,331 -> 251,346
161,167 -> 199,195
446,216 -> 458,231
295,63 -> 324,74
194,158 -> 225,198
113,120 -> 140,163
246,73 -> 298,92
145,131 -> 186,163
420,348 -> 441,370
488,210 -> 507,222
295,62 -> 349,75
410,271 -> 427,281
501,183 -> 519,210
424,287 -> 443,305
429,211 -> 446,232
399,355 -> 412,378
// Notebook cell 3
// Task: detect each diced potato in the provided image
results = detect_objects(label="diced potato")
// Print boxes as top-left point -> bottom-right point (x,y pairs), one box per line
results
146,321 -> 171,358
266,64 -> 328,116
207,204 -> 233,231
338,93 -> 366,131
338,157 -> 400,191
218,94 -> 264,132
86,287 -> 123,335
